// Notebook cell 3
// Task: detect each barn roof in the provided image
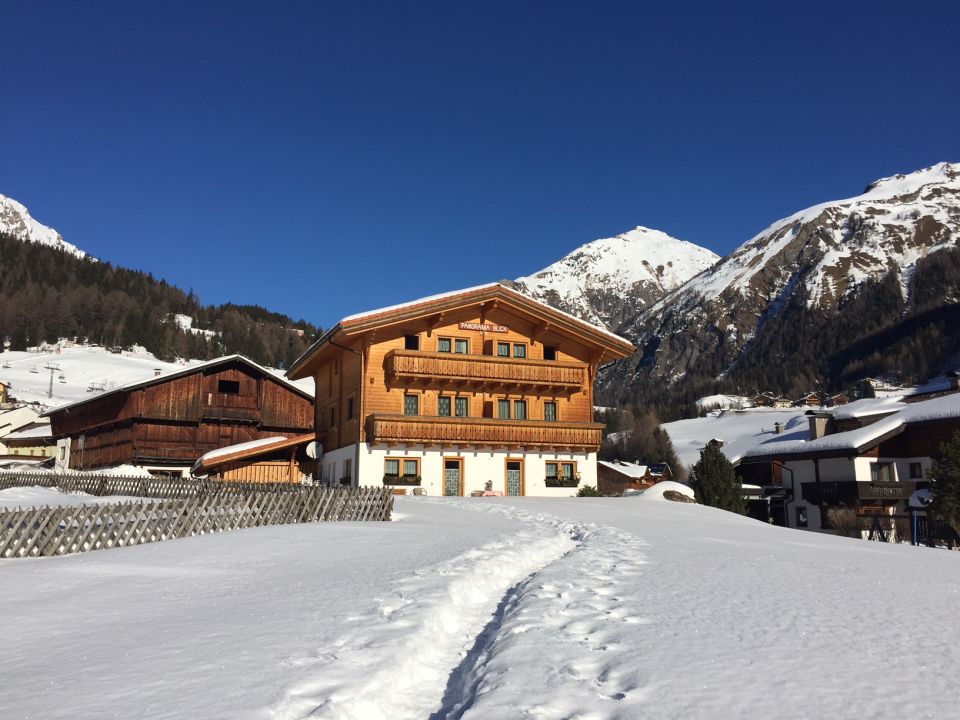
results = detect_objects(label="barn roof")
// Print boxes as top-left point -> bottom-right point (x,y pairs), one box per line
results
43,354 -> 314,419
191,433 -> 314,474
288,283 -> 634,380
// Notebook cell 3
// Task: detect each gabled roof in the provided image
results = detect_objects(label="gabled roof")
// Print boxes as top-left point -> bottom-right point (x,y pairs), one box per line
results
43,354 -> 314,418
288,283 -> 635,379
598,460 -> 649,479
739,393 -> 960,463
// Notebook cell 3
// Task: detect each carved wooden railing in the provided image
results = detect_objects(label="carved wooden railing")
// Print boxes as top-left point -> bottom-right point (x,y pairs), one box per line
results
384,350 -> 586,391
366,414 -> 603,450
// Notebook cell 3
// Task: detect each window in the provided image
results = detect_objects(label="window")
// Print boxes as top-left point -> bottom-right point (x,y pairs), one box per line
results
347,396 -> 355,420
497,342 -> 510,357
796,506 -> 808,528
343,459 -> 353,484
497,399 -> 511,419
544,401 -> 557,422
329,406 -> 337,427
546,461 -> 576,483
404,394 -> 419,415
909,462 -> 923,479
513,343 -> 527,358
438,396 -> 452,417
455,396 -> 469,417
438,337 -> 468,354
543,346 -> 557,361
514,399 -> 527,420
404,334 -> 420,350
870,462 -> 894,482
217,379 -> 240,394
384,458 -> 420,481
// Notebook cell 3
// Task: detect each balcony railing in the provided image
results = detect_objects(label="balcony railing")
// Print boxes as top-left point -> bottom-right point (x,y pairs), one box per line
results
801,480 -> 920,505
366,414 -> 603,450
384,350 -> 586,392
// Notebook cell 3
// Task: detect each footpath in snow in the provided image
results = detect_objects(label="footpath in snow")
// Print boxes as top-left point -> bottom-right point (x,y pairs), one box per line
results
3,496 -> 960,719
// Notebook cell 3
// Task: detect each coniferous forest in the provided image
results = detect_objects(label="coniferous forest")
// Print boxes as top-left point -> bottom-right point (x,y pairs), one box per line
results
0,233 -> 321,369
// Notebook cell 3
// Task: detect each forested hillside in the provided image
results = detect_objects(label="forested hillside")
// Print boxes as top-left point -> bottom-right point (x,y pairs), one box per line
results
0,232 -> 320,368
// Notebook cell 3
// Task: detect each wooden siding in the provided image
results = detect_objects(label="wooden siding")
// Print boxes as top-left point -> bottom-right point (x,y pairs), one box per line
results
216,460 -> 312,483
50,359 -> 314,470
384,349 -> 586,392
366,414 -> 603,450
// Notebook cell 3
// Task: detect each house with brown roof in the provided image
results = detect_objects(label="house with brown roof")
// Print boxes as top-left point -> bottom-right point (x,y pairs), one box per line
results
287,283 -> 634,496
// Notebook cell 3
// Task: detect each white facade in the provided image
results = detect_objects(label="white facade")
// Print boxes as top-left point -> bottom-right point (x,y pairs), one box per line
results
320,442 -> 595,497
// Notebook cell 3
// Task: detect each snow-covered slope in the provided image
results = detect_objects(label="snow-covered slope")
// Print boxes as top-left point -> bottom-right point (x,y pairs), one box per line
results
0,192 -> 86,258
510,226 -> 718,330
609,162 -> 960,395
4,497 -> 960,719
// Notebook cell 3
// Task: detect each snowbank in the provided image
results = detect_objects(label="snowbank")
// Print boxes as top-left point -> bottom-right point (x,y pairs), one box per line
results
0,486 -> 138,509
625,480 -> 696,500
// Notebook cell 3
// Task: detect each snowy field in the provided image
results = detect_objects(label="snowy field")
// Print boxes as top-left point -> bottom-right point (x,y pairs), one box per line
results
3,495 -> 959,720
0,485 -> 140,510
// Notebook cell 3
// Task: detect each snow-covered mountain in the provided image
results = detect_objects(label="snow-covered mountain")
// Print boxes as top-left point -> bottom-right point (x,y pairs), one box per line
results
607,162 -> 960,401
509,226 -> 718,330
0,192 -> 86,258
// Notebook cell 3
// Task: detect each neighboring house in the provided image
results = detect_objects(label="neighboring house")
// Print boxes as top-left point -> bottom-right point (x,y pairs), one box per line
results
286,283 -> 634,496
648,463 -> 673,481
44,355 -> 314,477
0,406 -> 44,459
2,420 -> 56,460
597,460 -> 653,495
191,434 -> 315,483
795,392 -> 822,407
738,394 -> 960,534
827,393 -> 850,406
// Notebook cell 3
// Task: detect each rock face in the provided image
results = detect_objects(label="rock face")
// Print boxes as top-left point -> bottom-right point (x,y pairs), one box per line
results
606,162 -> 960,402
0,193 -> 86,258
508,226 -> 718,331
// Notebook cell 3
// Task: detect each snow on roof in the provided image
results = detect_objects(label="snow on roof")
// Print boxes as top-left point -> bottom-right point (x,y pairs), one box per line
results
341,283 -> 501,323
598,460 -> 649,479
340,282 -> 632,346
194,436 -> 289,467
829,396 -> 906,420
3,421 -> 53,440
741,393 -> 960,461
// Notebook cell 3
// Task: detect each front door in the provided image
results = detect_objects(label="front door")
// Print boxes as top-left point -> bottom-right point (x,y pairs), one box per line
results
506,460 -> 522,496
444,459 -> 462,496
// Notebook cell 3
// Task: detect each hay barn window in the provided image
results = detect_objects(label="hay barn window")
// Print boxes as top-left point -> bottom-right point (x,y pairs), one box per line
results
218,379 -> 240,394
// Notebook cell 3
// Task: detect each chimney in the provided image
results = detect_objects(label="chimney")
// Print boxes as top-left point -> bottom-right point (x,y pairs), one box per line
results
808,414 -> 829,440
774,422 -> 783,434
154,368 -> 162,377
949,371 -> 959,391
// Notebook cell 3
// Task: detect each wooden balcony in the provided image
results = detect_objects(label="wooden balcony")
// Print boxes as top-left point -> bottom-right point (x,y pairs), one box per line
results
365,413 -> 604,450
384,350 -> 587,393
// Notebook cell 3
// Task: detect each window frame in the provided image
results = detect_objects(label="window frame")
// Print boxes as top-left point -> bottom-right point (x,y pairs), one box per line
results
513,399 -> 527,420
497,398 -> 511,419
438,395 -> 452,417
513,343 -> 527,359
544,401 -> 558,422
403,393 -> 420,416
438,336 -> 469,354
909,462 -> 923,479
455,396 -> 469,418
497,341 -> 510,357
545,461 -> 577,486
217,379 -> 241,395
543,346 -> 558,361
383,457 -> 421,484
404,334 -> 421,350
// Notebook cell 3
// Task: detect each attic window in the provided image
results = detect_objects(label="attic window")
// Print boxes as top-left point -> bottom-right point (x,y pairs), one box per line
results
543,346 -> 557,361
217,380 -> 240,394
404,335 -> 420,350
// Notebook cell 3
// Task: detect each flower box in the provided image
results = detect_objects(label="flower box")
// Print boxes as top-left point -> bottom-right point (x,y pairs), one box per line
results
383,475 -> 422,486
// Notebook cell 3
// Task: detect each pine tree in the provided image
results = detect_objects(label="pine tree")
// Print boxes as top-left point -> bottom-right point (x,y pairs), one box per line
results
690,444 -> 745,514
928,431 -> 960,537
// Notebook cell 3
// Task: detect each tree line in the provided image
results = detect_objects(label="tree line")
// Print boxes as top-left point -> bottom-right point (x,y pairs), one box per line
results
0,233 -> 320,369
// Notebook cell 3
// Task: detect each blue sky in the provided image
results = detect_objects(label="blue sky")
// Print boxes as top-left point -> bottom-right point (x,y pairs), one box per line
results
1,1 -> 958,328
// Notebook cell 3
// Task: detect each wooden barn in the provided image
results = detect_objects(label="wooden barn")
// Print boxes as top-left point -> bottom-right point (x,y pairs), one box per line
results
45,355 -> 314,476
191,434 -> 315,483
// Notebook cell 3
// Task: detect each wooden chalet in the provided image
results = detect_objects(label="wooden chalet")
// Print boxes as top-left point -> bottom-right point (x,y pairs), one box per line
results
287,283 -> 634,496
795,392 -> 823,407
191,434 -> 315,483
44,355 -> 314,476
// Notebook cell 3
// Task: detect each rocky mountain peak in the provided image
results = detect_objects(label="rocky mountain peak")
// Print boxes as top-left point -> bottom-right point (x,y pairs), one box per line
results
0,193 -> 86,258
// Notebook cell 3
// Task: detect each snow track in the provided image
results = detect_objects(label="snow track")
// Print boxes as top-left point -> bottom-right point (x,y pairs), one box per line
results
271,501 -> 650,720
